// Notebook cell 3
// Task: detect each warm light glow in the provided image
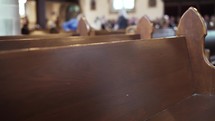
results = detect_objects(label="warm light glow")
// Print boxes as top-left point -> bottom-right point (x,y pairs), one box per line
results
113,0 -> 135,10
19,0 -> 27,17
124,0 -> 134,9
113,0 -> 123,10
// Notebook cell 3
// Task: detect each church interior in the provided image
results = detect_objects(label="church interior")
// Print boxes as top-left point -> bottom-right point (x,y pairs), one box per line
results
1,0 -> 215,121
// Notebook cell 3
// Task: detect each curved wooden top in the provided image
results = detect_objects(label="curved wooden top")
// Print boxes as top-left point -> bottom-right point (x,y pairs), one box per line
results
77,17 -> 89,36
136,16 -> 153,39
177,7 -> 215,94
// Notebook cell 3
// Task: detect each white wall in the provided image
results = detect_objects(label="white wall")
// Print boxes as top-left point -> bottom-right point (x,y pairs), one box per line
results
80,0 -> 164,28
26,1 -> 36,28
0,0 -> 20,35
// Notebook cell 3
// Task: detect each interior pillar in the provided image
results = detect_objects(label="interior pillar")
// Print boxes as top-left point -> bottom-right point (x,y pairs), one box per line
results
0,0 -> 20,36
36,0 -> 46,29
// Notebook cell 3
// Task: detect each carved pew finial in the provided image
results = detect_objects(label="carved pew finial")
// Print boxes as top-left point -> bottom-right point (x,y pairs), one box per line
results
177,7 -> 215,94
177,7 -> 207,45
136,15 -> 153,39
77,17 -> 89,36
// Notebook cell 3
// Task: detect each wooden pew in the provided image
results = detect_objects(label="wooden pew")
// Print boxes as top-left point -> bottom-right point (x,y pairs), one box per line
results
0,33 -> 73,41
0,17 -> 151,51
77,17 -> 126,36
1,7 -> 215,121
0,34 -> 140,52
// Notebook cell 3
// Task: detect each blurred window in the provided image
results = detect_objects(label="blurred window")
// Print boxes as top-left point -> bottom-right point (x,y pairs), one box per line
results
111,0 -> 135,12
19,0 -> 27,17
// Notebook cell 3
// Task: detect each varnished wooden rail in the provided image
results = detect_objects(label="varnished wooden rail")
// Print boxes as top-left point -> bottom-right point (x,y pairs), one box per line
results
0,34 -> 140,52
0,33 -> 73,40
0,7 -> 215,121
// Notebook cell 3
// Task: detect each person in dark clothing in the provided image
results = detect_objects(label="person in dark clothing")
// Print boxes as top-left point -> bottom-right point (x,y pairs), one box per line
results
115,9 -> 128,30
117,16 -> 128,29
21,17 -> 30,35
21,24 -> 30,35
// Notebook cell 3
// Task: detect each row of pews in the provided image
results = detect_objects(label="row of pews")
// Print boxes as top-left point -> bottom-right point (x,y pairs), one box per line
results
80,15 -> 215,64
0,16 -> 152,52
0,7 -> 215,121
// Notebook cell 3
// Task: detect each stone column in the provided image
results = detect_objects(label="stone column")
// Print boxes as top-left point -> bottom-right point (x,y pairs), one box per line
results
0,0 -> 20,36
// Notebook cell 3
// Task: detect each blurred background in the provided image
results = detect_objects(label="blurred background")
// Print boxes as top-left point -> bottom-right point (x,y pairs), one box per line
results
0,0 -> 215,35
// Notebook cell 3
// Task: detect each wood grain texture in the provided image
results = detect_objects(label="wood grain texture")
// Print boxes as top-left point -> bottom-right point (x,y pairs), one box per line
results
177,7 -> 215,94
0,34 -> 140,51
1,7 -> 215,121
146,95 -> 215,121
0,37 -> 193,121
0,33 -> 72,41
136,16 -> 153,39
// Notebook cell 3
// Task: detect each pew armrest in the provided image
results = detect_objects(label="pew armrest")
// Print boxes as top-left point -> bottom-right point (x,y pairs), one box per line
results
177,7 -> 215,94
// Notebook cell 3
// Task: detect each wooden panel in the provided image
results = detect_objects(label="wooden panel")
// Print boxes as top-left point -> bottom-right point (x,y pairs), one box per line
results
136,16 -> 153,39
177,7 -> 215,94
0,34 -> 140,51
0,37 -> 193,121
77,17 -> 89,36
0,33 -> 72,40
147,95 -> 215,121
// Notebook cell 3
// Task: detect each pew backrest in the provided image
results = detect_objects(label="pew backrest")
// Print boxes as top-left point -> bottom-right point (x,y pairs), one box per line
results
0,33 -> 73,40
0,7 -> 215,121
77,16 -> 153,39
0,34 -> 140,51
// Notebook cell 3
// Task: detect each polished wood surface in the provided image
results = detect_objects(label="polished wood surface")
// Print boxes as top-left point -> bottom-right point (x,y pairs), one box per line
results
0,37 -> 193,121
77,17 -> 89,36
0,34 -> 140,51
177,7 -> 215,94
0,7 -> 215,121
0,33 -> 72,40
147,95 -> 215,121
136,16 -> 153,39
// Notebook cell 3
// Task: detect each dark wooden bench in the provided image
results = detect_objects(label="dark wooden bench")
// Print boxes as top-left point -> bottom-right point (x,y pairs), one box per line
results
0,17 -> 151,52
0,33 -> 73,40
0,7 -> 215,121
0,34 -> 140,51
77,17 -> 126,36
